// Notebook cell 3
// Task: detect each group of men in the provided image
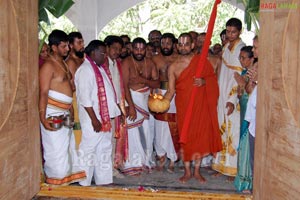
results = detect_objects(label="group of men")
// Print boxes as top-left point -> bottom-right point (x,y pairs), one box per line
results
39,17 -> 247,186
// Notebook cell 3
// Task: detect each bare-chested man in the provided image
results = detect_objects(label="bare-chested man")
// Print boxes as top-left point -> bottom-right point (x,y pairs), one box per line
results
152,33 -> 179,172
148,30 -> 162,55
66,32 -> 85,90
39,30 -> 86,185
188,31 -> 199,54
196,32 -> 221,78
165,33 -> 222,183
121,37 -> 160,175
66,32 -> 85,151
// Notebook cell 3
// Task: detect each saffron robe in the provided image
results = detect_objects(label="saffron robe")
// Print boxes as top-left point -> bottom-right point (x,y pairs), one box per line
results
175,56 -> 222,161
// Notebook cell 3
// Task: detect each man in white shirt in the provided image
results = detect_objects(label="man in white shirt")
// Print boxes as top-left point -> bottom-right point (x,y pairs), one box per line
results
103,35 -> 126,178
74,40 -> 121,186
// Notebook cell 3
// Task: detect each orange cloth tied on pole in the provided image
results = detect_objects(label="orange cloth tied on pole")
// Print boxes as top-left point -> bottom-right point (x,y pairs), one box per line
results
179,0 -> 221,144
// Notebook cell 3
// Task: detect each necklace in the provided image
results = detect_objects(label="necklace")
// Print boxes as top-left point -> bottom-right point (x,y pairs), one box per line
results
50,55 -> 71,80
131,56 -> 147,77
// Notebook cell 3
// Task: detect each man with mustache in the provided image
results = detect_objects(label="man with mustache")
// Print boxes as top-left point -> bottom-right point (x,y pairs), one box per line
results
165,33 -> 222,183
67,32 -> 85,87
39,30 -> 86,185
152,33 -> 179,173
148,30 -> 162,55
66,32 -> 85,152
121,37 -> 160,176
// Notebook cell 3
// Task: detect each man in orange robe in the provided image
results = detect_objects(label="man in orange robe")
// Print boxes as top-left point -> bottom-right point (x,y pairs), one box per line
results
165,33 -> 222,183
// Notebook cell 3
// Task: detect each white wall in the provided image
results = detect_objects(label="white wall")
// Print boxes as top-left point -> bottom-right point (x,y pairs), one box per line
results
66,0 -> 245,43
66,0 -> 144,43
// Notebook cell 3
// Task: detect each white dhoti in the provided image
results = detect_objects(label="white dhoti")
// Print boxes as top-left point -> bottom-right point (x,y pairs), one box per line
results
72,123 -> 113,186
212,39 -> 244,176
154,89 -> 177,162
122,88 -> 153,175
41,90 -> 86,185
73,59 -> 122,186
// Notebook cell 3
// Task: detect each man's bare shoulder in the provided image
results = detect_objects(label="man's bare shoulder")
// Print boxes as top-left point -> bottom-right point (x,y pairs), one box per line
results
170,53 -> 179,60
168,58 -> 181,72
121,56 -> 132,68
40,59 -> 55,72
65,56 -> 76,65
168,61 -> 176,71
175,54 -> 194,64
121,56 -> 129,64
208,54 -> 221,65
65,57 -> 77,70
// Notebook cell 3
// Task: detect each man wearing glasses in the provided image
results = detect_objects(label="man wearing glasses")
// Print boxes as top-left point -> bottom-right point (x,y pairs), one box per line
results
74,40 -> 121,186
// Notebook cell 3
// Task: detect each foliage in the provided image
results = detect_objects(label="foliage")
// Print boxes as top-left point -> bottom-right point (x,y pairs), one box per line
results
237,0 -> 260,32
99,0 -> 240,44
39,15 -> 77,43
38,0 -> 74,52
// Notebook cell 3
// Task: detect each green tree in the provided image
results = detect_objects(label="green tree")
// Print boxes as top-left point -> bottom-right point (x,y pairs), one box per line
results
99,0 -> 241,44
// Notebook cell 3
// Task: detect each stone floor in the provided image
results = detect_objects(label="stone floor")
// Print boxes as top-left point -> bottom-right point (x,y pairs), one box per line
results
106,165 -> 237,194
34,162 -> 250,199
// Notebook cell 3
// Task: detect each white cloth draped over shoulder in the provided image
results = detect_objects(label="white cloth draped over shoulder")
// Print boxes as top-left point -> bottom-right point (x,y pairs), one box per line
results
212,39 -> 245,177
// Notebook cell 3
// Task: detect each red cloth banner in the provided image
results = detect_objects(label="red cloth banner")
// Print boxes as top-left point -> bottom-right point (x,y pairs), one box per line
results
180,0 -> 221,144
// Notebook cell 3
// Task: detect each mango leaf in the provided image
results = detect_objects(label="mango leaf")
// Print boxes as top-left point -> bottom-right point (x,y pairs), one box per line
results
45,0 -> 74,18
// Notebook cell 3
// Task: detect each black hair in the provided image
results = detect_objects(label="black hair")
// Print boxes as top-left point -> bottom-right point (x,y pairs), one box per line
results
132,37 -> 147,46
178,33 -> 192,41
68,32 -> 83,44
48,30 -> 68,47
148,30 -> 162,39
161,33 -> 176,43
226,18 -> 242,31
120,35 -> 131,42
84,40 -> 106,56
240,46 -> 254,58
220,29 -> 226,37
104,35 -> 124,47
